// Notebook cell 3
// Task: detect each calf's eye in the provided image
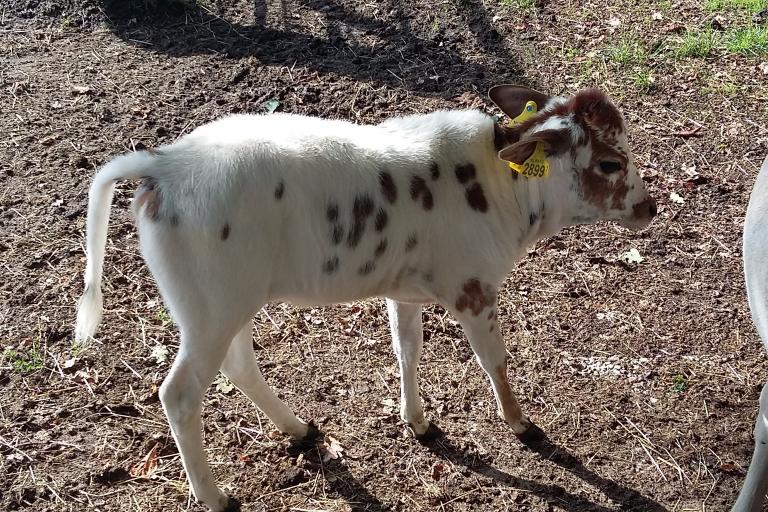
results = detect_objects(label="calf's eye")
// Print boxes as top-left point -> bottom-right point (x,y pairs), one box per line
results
599,161 -> 622,174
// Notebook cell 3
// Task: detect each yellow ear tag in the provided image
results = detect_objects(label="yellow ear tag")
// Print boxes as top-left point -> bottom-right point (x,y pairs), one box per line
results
507,100 -> 538,127
506,100 -> 550,179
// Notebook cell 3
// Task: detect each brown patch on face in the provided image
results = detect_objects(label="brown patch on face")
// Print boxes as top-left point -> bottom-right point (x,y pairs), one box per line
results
454,278 -> 495,316
323,256 -> 339,274
405,234 -> 418,252
358,261 -> 376,275
430,162 -> 440,181
135,178 -> 161,220
379,171 -> 397,204
274,181 -> 285,200
348,195 -> 374,248
570,88 -> 624,132
374,209 -> 388,232
221,224 -> 230,240
454,163 -> 476,184
410,176 -> 434,210
465,183 -> 488,212
579,126 -> 630,211
374,238 -> 388,258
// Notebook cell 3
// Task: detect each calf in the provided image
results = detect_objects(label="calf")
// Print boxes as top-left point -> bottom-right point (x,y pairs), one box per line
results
733,155 -> 768,512
75,85 -> 656,511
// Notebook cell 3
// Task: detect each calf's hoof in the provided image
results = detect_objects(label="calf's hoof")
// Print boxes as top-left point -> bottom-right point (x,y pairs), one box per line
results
222,497 -> 241,512
290,421 -> 322,450
411,422 -> 444,444
515,422 -> 545,445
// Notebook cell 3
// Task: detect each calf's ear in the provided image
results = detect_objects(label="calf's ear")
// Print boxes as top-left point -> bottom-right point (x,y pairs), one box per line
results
497,129 -> 572,164
489,85 -> 551,120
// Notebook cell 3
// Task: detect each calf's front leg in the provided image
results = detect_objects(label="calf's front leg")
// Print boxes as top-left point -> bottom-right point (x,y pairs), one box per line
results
449,280 -> 541,441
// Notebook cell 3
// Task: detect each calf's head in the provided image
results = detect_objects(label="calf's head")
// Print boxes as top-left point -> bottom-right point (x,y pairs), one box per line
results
490,85 -> 656,230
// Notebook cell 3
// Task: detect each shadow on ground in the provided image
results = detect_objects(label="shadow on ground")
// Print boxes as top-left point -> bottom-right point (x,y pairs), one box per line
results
99,0 -> 527,95
429,433 -> 669,512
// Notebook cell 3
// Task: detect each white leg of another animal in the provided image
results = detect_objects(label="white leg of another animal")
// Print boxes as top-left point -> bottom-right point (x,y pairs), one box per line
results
220,323 -> 310,439
732,383 -> 768,512
457,311 -> 530,435
160,330 -> 234,512
387,299 -> 430,436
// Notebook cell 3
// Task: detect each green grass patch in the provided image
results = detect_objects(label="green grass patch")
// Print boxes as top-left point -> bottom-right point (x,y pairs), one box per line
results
155,306 -> 173,326
500,0 -> 536,9
705,0 -> 767,13
2,344 -> 44,373
631,69 -> 655,92
605,36 -> 648,66
725,26 -> 768,55
672,373 -> 686,393
676,29 -> 716,58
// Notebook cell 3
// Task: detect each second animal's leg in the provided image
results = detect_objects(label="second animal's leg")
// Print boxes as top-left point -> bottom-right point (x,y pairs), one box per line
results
732,382 -> 768,512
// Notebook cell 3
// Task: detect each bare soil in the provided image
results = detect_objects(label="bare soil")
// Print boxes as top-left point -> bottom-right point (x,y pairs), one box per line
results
2,0 -> 768,511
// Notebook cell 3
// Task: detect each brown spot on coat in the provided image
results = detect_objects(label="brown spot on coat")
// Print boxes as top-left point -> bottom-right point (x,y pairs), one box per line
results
331,225 -> 344,245
410,176 -> 434,210
455,163 -> 476,184
348,195 -> 375,248
454,278 -> 495,316
379,171 -> 397,204
374,239 -> 388,258
274,181 -> 285,200
405,234 -> 418,252
221,224 -> 230,240
323,256 -> 339,274
465,183 -> 488,212
430,162 -> 440,180
374,209 -> 388,232
358,261 -> 376,275
327,203 -> 339,222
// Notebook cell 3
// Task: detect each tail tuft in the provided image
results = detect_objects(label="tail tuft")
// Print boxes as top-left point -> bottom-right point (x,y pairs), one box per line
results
75,285 -> 103,344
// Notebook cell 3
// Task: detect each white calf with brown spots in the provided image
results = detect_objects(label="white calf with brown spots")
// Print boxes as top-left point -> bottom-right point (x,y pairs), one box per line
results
75,85 -> 656,512
733,155 -> 768,512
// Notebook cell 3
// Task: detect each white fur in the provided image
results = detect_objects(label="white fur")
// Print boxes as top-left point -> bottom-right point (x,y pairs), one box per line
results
75,106 -> 653,511
733,155 -> 768,512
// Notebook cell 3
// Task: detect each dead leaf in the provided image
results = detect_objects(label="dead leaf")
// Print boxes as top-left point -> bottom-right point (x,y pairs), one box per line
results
720,462 -> 739,474
759,62 -> 768,75
431,461 -> 446,481
71,85 -> 92,95
73,369 -> 97,385
670,192 -> 685,204
321,435 -> 345,462
618,248 -> 644,265
130,443 -> 159,478
453,91 -> 483,109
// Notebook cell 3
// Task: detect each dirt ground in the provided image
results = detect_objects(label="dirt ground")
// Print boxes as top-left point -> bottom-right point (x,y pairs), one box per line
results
2,0 -> 768,510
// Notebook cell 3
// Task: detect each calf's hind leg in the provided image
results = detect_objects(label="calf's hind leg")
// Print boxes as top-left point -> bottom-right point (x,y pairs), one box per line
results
387,299 -> 437,439
732,382 -> 768,512
219,323 -> 314,440
160,324 -> 241,512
